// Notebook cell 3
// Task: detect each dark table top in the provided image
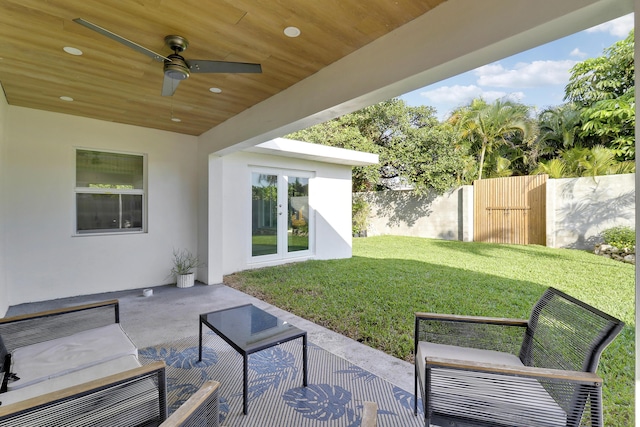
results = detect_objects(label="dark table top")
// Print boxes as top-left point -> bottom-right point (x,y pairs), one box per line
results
200,304 -> 305,354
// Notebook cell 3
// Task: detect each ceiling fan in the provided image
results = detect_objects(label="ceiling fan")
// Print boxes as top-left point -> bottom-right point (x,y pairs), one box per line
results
73,18 -> 262,96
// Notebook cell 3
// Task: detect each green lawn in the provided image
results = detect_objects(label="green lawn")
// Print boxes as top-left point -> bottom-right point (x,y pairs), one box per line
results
225,235 -> 635,426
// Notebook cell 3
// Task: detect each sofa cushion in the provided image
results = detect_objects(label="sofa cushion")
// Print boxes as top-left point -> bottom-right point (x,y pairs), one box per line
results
0,354 -> 142,406
9,324 -> 137,390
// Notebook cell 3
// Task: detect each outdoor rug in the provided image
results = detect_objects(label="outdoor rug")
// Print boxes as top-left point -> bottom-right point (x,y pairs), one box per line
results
139,331 -> 424,426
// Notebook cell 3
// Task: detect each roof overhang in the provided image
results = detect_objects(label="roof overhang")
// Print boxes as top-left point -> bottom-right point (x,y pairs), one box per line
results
241,138 -> 379,166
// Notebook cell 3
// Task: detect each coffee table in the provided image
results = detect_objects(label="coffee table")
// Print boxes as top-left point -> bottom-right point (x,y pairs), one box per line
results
198,304 -> 308,415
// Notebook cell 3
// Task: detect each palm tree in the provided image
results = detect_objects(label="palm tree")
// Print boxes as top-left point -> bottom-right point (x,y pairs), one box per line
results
449,98 -> 535,180
532,158 -> 566,178
536,103 -> 583,158
533,145 -> 635,178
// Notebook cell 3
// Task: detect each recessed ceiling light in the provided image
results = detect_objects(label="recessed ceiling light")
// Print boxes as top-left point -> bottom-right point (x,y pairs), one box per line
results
59,96 -> 74,102
209,87 -> 222,93
63,46 -> 83,56
171,117 -> 182,122
284,26 -> 301,38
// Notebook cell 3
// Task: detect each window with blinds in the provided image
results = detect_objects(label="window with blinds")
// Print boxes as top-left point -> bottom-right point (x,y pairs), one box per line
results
75,149 -> 146,234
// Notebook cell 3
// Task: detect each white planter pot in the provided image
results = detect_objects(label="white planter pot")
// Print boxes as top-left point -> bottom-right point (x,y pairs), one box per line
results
176,273 -> 195,288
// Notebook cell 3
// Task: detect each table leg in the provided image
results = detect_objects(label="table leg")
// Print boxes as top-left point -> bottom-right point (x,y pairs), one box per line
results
302,333 -> 308,387
243,354 -> 249,415
198,319 -> 203,362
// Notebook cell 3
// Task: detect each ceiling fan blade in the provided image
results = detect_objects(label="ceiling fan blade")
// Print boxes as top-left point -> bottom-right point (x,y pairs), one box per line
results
74,18 -> 169,63
186,60 -> 262,74
161,75 -> 181,96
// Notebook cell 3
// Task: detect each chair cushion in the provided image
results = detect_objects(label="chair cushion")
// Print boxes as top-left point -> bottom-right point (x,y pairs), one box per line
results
0,354 -> 142,406
9,324 -> 137,390
416,341 -> 522,393
416,341 -> 567,427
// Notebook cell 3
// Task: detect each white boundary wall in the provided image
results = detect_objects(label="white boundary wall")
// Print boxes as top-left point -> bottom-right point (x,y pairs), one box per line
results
546,174 -> 635,249
363,174 -> 635,250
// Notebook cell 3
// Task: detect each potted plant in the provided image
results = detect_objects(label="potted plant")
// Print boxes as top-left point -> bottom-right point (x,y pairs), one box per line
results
171,248 -> 202,288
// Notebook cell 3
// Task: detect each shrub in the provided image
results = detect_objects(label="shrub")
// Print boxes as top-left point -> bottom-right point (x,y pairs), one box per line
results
352,196 -> 370,235
601,226 -> 635,249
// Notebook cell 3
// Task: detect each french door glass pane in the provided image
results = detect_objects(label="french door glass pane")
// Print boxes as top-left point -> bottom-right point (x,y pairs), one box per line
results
288,177 -> 309,253
251,173 -> 278,256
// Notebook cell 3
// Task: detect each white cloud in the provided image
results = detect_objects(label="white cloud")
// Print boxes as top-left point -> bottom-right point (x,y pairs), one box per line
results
570,48 -> 588,58
419,85 -> 524,107
586,13 -> 634,37
474,60 -> 577,88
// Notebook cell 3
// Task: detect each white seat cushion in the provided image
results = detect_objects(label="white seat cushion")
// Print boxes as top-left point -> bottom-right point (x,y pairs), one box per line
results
416,341 -> 522,394
416,341 -> 567,427
0,355 -> 142,406
9,324 -> 137,390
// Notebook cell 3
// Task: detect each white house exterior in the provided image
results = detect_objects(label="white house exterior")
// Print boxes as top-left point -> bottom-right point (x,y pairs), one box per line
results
0,102 -> 376,311
210,138 -> 378,278
0,0 -> 634,320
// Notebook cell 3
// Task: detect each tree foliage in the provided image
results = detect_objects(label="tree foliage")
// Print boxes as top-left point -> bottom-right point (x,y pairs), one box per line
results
533,146 -> 635,178
580,89 -> 635,160
564,30 -> 634,106
563,29 -> 635,162
285,30 -> 634,190
287,99 -> 468,194
448,98 -> 537,180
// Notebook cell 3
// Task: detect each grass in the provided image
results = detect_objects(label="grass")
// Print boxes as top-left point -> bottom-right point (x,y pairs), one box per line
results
225,235 -> 635,426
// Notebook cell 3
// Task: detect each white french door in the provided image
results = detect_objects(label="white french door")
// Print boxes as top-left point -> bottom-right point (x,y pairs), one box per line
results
250,169 -> 313,261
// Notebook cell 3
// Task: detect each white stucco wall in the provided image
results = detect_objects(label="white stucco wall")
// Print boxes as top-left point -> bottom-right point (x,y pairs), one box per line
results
2,107 -> 198,306
364,189 -> 465,241
546,174 -> 636,249
0,88 -> 8,315
207,151 -> 354,282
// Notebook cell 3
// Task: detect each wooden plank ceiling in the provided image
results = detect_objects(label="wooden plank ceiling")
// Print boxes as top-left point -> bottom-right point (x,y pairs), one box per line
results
0,0 -> 446,136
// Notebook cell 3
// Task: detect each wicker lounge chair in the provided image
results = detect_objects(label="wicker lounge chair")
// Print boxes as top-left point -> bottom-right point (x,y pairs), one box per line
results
414,287 -> 623,427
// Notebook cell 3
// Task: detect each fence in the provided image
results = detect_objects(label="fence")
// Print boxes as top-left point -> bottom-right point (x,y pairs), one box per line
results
361,173 -> 635,250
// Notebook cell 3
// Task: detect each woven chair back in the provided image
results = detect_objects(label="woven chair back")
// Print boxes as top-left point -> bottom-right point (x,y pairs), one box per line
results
519,287 -> 624,373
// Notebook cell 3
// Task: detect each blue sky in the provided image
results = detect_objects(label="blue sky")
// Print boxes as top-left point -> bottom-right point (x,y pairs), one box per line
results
400,13 -> 634,120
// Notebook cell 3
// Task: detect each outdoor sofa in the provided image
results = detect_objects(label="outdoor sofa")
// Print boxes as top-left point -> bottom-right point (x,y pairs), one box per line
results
414,287 -> 624,427
0,300 -> 167,426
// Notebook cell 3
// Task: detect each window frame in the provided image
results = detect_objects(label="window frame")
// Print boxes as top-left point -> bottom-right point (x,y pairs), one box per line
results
73,147 -> 148,236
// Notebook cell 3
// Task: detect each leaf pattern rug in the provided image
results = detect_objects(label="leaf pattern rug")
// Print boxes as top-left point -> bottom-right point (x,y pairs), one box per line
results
140,332 -> 424,426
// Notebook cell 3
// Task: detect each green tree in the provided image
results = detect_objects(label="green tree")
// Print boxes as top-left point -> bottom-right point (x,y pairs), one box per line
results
565,30 -> 634,106
536,103 -> 583,158
448,98 -> 536,180
288,98 -> 468,194
285,118 -> 380,192
533,146 -> 635,178
564,29 -> 634,160
580,89 -> 635,160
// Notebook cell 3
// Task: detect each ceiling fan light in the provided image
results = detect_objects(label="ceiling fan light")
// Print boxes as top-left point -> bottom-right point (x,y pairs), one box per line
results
164,54 -> 190,80
164,62 -> 190,80
209,87 -> 222,93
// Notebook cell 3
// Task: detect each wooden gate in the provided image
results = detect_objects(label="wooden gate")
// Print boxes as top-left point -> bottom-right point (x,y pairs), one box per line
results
474,175 -> 547,245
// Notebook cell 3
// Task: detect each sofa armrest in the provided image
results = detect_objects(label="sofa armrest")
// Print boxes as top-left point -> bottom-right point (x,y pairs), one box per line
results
0,361 -> 167,426
0,300 -> 120,354
160,380 -> 220,427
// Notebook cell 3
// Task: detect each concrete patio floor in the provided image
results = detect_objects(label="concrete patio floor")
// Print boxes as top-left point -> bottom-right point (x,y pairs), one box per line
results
5,282 -> 416,394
